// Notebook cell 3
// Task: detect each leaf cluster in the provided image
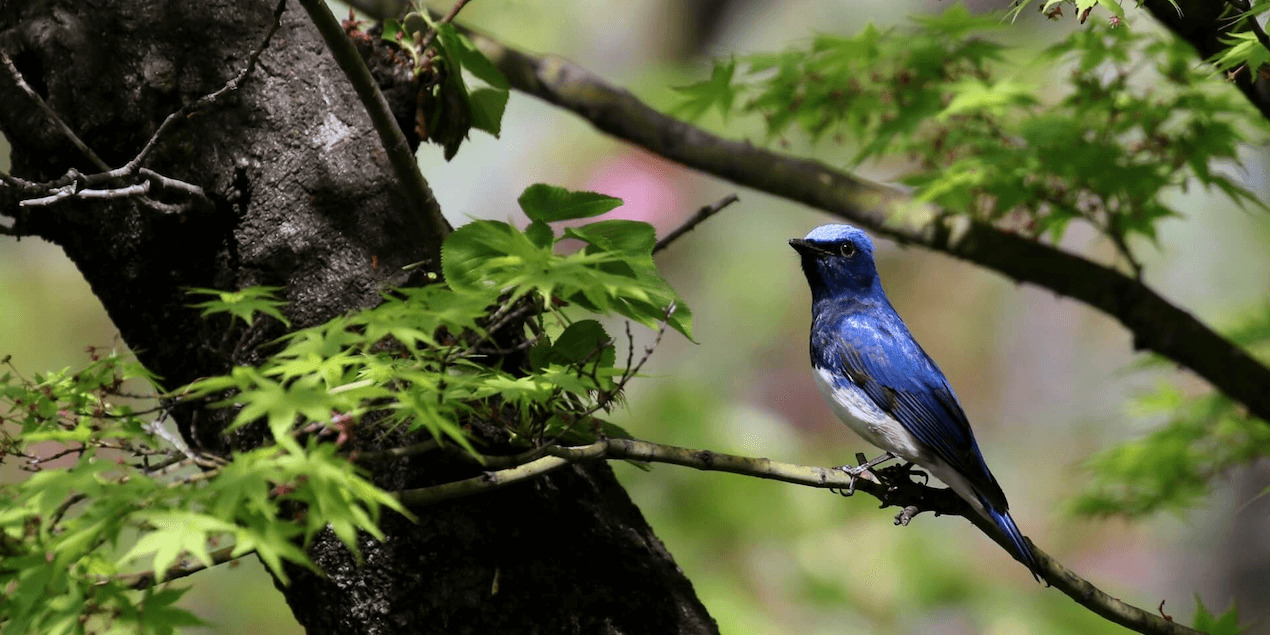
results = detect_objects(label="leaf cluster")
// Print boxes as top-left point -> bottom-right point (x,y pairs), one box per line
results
1071,305 -> 1270,518
0,186 -> 688,633
190,185 -> 690,458
380,3 -> 510,159
0,349 -> 400,634
676,4 -> 1268,270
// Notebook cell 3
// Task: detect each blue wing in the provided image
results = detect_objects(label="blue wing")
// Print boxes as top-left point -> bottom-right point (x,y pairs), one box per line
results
811,302 -> 1009,511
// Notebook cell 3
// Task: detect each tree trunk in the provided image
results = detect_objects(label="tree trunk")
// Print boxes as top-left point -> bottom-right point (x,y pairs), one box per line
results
0,1 -> 716,632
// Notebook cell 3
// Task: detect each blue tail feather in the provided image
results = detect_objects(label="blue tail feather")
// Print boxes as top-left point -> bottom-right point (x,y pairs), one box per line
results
985,506 -> 1042,583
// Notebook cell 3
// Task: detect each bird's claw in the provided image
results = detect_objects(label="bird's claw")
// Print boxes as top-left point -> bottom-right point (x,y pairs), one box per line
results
828,452 -> 896,497
830,462 -> 877,496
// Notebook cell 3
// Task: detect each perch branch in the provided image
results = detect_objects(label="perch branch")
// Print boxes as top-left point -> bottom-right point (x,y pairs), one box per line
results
395,455 -> 572,506
394,437 -> 1199,635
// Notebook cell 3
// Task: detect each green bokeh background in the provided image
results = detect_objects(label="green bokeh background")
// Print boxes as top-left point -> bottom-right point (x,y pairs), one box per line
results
3,1 -> 1268,632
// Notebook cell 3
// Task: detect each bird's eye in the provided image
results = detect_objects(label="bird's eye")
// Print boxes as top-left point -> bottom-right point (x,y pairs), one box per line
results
839,243 -> 857,258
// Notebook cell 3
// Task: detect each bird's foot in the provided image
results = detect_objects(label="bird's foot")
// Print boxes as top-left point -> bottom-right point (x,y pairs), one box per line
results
829,464 -> 870,497
829,452 -> 896,496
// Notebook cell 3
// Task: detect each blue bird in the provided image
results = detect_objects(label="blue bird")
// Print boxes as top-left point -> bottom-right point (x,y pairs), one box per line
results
790,223 -> 1042,581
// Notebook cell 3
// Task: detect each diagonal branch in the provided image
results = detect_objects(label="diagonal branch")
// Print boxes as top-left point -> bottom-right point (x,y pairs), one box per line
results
0,51 -> 109,171
123,0 -> 287,176
460,28 -> 1270,427
118,544 -> 248,590
1223,0 -> 1270,56
394,437 -> 1199,635
297,0 -> 451,256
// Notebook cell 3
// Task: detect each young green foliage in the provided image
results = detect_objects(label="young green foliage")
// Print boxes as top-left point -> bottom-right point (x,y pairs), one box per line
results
1192,596 -> 1246,635
189,286 -> 291,328
380,2 -> 511,159
0,348 -> 402,633
677,3 -> 1268,268
1007,0 -> 1146,25
1070,387 -> 1270,517
1071,305 -> 1270,518
1,186 -> 688,633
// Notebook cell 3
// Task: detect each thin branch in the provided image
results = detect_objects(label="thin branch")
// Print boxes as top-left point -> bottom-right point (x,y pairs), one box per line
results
418,0 -> 477,52
396,454 -> 572,507
0,51 -> 110,171
0,2 -> 278,211
462,27 -> 1270,427
394,437 -> 1199,635
350,439 -> 439,463
118,544 -> 250,590
20,182 -> 151,207
139,168 -> 208,199
123,0 -> 287,175
653,193 -> 740,254
297,0 -> 451,255
142,410 -> 208,467
50,493 -> 88,528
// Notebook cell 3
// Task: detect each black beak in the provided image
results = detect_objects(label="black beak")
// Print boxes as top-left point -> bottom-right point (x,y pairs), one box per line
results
788,238 -> 826,256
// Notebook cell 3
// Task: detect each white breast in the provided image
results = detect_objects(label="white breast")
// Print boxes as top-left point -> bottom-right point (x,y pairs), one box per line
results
811,366 -> 990,518
812,366 -> 925,463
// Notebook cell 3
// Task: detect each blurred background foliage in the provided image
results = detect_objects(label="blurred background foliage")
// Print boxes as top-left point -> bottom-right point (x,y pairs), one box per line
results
3,0 -> 1269,633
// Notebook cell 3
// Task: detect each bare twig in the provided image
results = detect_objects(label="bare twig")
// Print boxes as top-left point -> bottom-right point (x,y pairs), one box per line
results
568,302 -> 676,424
26,445 -> 85,467
142,410 -> 211,467
139,168 -> 208,199
20,182 -> 151,207
124,0 -> 287,175
1,2 -> 280,210
49,493 -> 89,528
653,193 -> 740,254
0,51 -> 110,171
418,0 -> 477,52
617,304 -> 672,385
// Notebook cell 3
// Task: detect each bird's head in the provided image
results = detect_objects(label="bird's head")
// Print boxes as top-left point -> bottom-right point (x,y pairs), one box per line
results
789,224 -> 880,299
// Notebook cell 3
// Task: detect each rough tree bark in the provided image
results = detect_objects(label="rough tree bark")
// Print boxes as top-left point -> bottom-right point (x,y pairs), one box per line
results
0,0 -> 716,633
